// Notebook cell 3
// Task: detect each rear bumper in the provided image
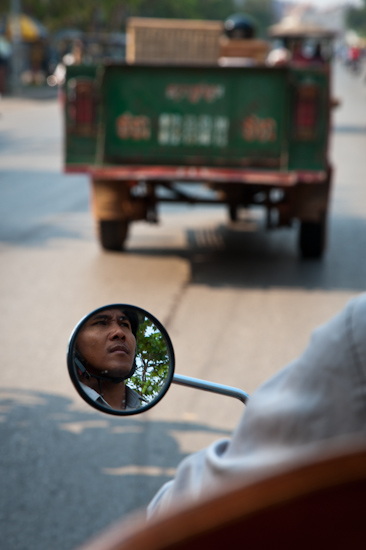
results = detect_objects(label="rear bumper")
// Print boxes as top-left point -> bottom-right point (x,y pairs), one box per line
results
64,164 -> 328,186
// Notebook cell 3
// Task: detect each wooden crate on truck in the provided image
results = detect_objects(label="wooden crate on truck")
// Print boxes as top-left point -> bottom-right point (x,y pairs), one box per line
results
126,17 -> 223,65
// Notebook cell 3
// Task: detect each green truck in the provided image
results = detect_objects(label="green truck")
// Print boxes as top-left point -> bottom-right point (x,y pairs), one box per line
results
64,58 -> 333,258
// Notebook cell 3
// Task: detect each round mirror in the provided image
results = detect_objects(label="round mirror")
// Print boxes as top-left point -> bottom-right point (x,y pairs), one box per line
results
67,304 -> 175,415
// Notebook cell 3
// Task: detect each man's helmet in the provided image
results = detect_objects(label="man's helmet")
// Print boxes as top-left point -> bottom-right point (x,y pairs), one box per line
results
224,14 -> 256,39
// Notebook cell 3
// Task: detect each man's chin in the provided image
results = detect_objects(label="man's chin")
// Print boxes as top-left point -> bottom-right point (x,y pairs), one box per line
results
106,367 -> 133,379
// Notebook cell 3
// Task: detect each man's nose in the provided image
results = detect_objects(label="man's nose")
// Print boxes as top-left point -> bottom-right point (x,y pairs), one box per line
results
110,323 -> 125,339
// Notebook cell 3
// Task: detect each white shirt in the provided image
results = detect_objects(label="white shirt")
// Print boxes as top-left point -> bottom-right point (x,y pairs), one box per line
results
148,293 -> 366,517
80,383 -> 142,410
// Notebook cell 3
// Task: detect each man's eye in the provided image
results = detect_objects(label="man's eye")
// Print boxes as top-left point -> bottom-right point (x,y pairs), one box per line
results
92,320 -> 107,326
119,319 -> 131,329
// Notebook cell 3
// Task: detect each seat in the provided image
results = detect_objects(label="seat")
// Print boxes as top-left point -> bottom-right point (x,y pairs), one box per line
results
79,441 -> 366,550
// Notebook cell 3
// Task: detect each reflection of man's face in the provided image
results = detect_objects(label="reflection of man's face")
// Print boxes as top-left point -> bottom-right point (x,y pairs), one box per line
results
76,309 -> 136,379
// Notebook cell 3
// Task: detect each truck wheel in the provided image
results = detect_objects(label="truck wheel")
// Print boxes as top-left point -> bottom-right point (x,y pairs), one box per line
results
228,204 -> 238,222
98,220 -> 129,251
299,221 -> 325,259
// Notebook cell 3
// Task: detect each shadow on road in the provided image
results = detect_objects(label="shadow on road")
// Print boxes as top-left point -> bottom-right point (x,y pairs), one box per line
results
0,389 -> 229,550
128,214 -> 366,292
1,164 -> 364,292
334,124 -> 366,134
0,170 -> 91,247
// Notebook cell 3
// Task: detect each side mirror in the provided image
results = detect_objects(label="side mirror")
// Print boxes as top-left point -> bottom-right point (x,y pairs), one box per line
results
67,304 -> 175,416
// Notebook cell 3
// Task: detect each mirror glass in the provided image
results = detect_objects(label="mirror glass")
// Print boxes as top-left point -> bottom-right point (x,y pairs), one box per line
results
67,304 -> 175,415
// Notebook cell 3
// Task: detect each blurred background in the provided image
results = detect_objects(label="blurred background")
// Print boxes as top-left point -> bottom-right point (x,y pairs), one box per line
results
1,0 -> 365,95
0,1 -> 365,550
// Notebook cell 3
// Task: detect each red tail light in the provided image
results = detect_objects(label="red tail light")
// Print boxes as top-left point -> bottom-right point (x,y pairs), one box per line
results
67,78 -> 96,134
294,83 -> 319,140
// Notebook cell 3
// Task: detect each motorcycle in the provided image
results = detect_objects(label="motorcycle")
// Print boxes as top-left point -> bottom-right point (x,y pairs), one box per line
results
67,304 -> 366,550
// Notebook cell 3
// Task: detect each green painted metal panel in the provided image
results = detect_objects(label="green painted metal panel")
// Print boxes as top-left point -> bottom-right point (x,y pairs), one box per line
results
99,65 -> 290,169
64,63 -> 330,173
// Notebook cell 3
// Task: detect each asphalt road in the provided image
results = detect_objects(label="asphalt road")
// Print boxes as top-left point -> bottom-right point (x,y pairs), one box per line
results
0,60 -> 365,550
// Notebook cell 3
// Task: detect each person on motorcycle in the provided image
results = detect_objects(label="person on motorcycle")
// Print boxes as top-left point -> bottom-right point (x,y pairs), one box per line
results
148,293 -> 366,517
347,45 -> 361,73
75,308 -> 142,410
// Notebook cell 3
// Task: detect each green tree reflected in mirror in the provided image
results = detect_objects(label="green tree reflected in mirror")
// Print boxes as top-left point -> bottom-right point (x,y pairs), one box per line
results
130,317 -> 171,402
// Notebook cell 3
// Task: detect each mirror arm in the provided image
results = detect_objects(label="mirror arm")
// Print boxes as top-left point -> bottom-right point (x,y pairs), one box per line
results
172,374 -> 249,404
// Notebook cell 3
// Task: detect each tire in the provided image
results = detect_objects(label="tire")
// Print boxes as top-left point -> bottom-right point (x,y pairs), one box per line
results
228,204 -> 238,222
98,220 -> 129,251
299,220 -> 326,259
